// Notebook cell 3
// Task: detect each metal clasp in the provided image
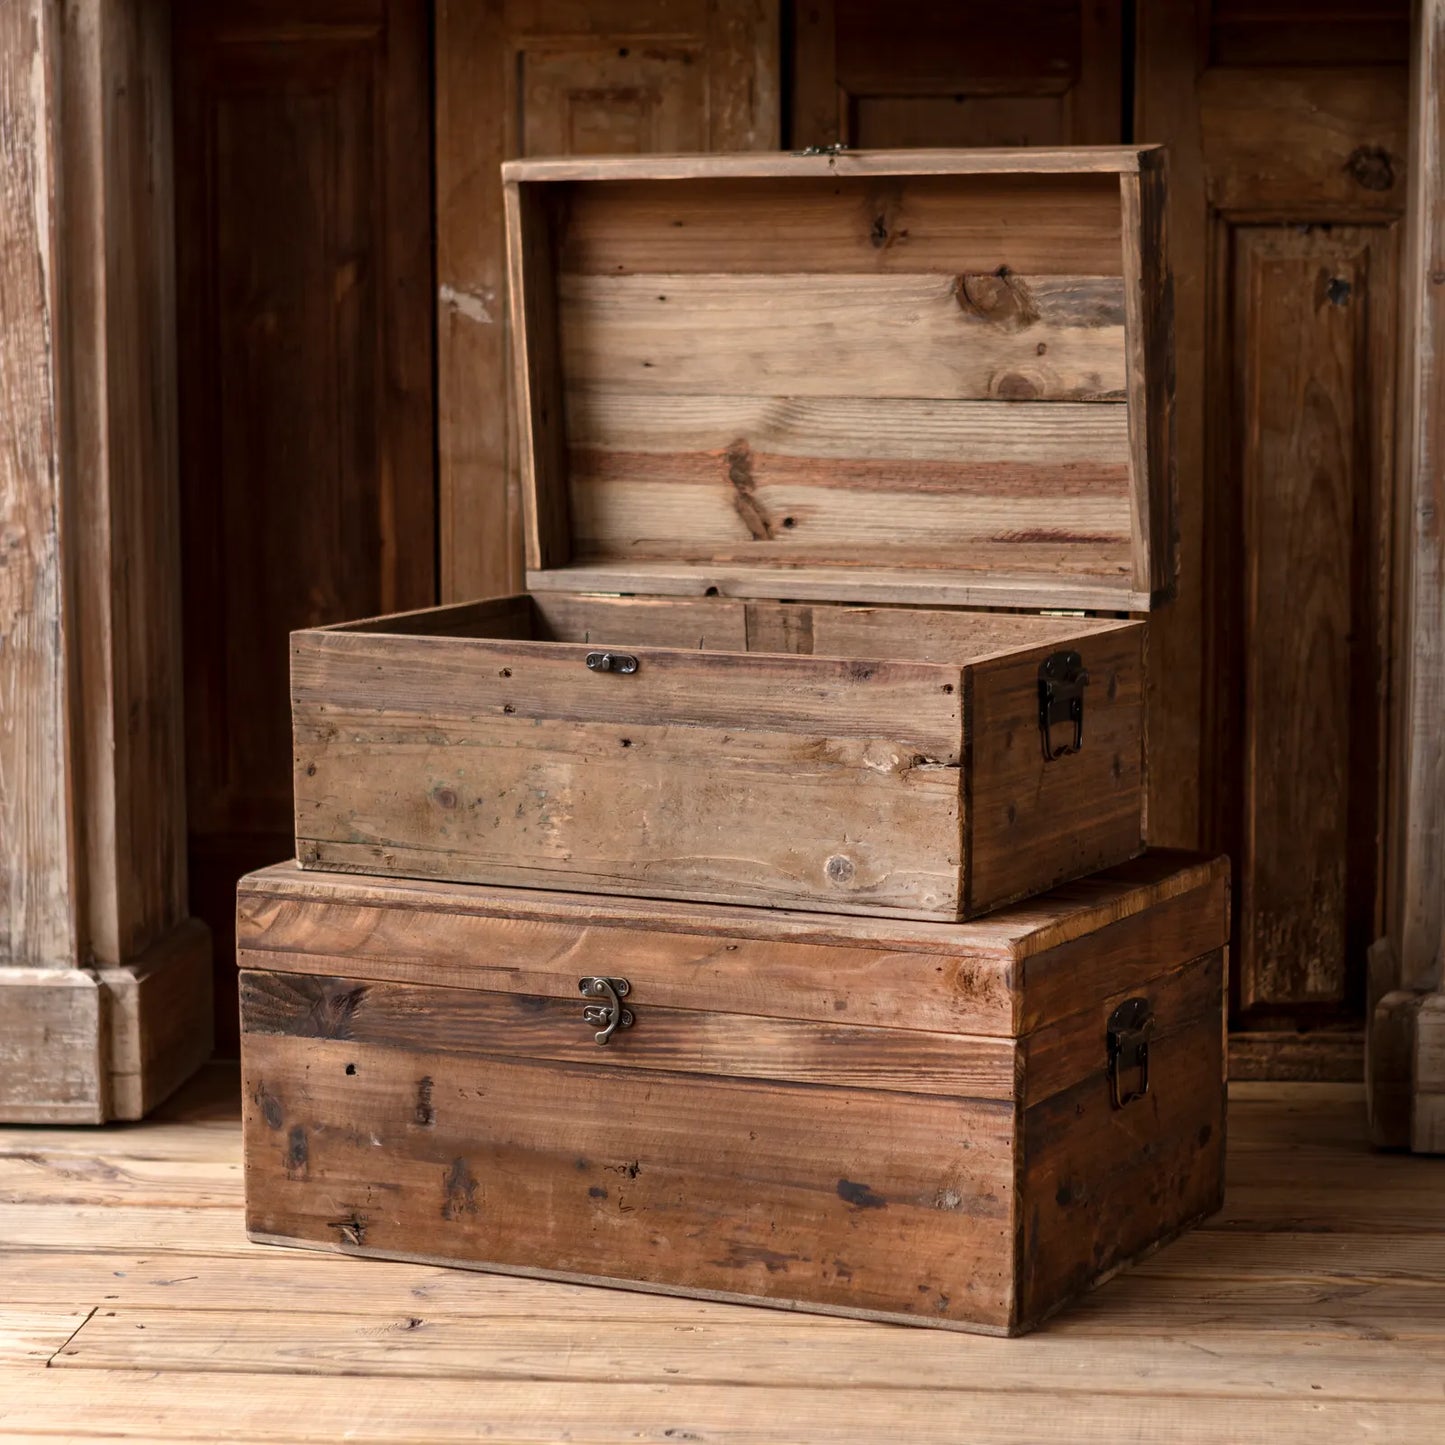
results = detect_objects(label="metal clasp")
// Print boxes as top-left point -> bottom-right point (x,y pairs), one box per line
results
579,976 -> 634,1046
796,142 -> 849,157
1038,650 -> 1089,761
1107,998 -> 1154,1109
586,651 -> 638,674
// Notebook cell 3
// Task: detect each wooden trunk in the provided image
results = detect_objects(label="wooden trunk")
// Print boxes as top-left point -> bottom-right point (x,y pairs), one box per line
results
237,850 -> 1227,1336
291,147 -> 1175,922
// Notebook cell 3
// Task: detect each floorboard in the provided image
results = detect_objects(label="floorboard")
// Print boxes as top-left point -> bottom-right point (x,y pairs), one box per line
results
0,1065 -> 1442,1443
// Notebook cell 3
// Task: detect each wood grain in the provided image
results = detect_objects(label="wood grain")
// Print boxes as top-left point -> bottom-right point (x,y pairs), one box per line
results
965,627 -> 1145,914
559,272 -> 1128,401
242,1032 -> 1019,1330
291,601 -> 1149,919
558,171 -> 1128,276
1234,227 -> 1394,1012
239,970 -> 1020,1100
1389,0 -> 1445,998
0,0 -> 72,973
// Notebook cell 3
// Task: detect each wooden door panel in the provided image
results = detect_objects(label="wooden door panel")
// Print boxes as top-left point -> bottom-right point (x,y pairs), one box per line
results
174,0 -> 434,1050
1231,225 -> 1396,1012
519,45 -> 708,155
795,0 -> 1122,150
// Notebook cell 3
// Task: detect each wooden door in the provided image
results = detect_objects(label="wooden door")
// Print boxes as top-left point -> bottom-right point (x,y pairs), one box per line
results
793,0 -> 1124,149
1138,1 -> 1408,1076
173,0 -> 435,1050
435,1 -> 781,601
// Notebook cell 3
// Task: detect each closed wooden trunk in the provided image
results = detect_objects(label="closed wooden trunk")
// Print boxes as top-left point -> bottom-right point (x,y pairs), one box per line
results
289,146 -> 1174,922
238,850 -> 1227,1335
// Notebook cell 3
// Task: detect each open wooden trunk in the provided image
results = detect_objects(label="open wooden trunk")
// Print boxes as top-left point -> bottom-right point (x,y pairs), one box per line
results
291,148 -> 1174,921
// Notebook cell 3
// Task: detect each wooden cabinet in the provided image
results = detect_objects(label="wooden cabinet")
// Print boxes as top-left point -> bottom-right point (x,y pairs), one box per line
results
1137,2 -> 1408,1071
173,0 -> 436,1050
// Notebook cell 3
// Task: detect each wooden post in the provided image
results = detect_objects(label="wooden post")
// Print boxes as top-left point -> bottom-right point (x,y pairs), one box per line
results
0,0 -> 210,1122
1368,0 -> 1445,1149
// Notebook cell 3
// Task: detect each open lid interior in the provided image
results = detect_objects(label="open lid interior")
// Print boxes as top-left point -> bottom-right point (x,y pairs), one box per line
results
504,148 -> 1174,614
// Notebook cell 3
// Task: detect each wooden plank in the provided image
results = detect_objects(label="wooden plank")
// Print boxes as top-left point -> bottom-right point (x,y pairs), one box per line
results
3,1369 -> 1441,1443
50,1305 -> 1445,1401
238,886 -> 1018,1037
1119,161 -> 1176,602
0,1310 -> 90,1368
0,972 -> 106,1125
244,852 -> 1226,969
0,0 -> 73,973
559,273 -> 1128,402
0,1205 -> 248,1254
557,171 -> 1128,276
242,1034 -> 1019,1331
531,594 -> 749,650
1135,0 -> 1207,853
1235,226 -> 1393,1011
291,628 -> 962,754
568,392 -> 1133,465
525,558 -> 1147,612
1390,0 -> 1445,997
965,627 -> 1145,915
566,442 -> 1133,580
239,971 -> 1020,1100
506,180 -> 570,573
0,1151 -> 240,1209
508,146 -> 1156,182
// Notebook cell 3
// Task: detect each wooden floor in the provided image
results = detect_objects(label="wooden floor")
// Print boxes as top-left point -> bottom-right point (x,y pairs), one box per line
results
2,1068 -> 1443,1443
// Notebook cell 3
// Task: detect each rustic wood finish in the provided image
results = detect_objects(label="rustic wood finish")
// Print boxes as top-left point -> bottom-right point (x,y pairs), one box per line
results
238,854 -> 1228,1335
292,598 -> 1144,921
505,149 -> 1174,611
1,0 -> 210,1121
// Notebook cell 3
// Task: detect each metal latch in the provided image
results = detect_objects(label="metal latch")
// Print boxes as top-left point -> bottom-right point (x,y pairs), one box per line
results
796,142 -> 849,157
1038,650 -> 1089,761
585,651 -> 638,674
1107,998 -> 1154,1109
579,976 -> 634,1046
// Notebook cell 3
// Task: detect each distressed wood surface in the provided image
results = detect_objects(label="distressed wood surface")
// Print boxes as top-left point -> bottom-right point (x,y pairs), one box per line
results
1235,226 -> 1396,1013
4,1067 -> 1440,1442
559,272 -> 1128,401
508,150 -> 1171,612
292,600 -> 1144,920
243,1032 -> 1020,1330
505,147 -> 1157,183
237,856 -> 1226,1335
1391,0 -> 1445,996
239,971 -> 1020,1100
557,172 -> 1128,276
1135,0 -> 1208,854
244,851 -> 1226,969
0,0 -> 72,972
